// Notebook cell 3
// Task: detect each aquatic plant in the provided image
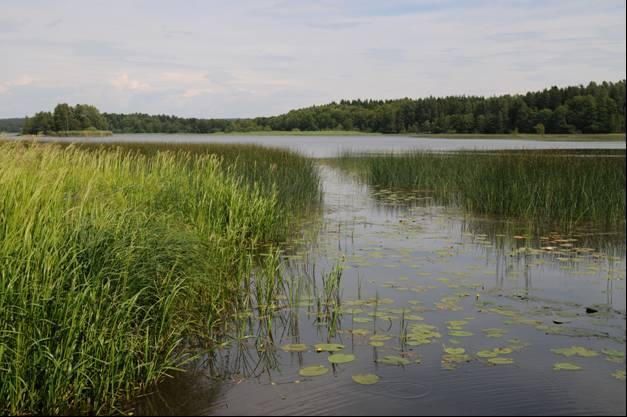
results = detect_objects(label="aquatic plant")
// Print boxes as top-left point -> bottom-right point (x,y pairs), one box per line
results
0,142 -> 320,415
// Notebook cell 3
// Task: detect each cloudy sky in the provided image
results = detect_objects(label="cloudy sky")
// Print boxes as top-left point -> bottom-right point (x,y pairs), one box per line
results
1,0 -> 625,118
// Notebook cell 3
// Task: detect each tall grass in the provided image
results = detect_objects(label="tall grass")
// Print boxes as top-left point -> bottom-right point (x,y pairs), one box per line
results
0,142 -> 320,414
335,150 -> 625,228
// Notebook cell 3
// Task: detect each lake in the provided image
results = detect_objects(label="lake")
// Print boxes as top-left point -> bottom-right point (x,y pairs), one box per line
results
10,133 -> 627,157
132,153 -> 626,415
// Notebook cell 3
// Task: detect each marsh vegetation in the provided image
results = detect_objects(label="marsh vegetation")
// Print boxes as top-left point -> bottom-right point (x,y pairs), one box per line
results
0,140 -> 624,416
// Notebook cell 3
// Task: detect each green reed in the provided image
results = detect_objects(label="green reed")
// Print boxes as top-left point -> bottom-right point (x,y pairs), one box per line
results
0,142 -> 320,415
335,150 -> 626,228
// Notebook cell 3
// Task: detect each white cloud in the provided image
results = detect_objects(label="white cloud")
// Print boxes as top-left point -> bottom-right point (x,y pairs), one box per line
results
110,73 -> 151,92
0,76 -> 35,94
0,0 -> 624,117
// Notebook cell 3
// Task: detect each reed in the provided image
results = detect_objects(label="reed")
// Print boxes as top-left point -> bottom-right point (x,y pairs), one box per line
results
0,142 -> 320,414
335,150 -> 625,228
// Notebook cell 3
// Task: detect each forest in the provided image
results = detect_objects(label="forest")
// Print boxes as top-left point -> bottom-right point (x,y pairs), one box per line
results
9,80 -> 626,135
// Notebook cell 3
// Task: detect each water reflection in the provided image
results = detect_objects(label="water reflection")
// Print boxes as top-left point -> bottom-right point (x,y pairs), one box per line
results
132,163 -> 625,416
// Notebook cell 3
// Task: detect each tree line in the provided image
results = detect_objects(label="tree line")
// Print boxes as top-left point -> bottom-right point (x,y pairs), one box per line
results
14,80 -> 626,135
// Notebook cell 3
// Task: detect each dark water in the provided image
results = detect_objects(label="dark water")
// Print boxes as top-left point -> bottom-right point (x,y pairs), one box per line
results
133,164 -> 626,416
8,133 -> 626,157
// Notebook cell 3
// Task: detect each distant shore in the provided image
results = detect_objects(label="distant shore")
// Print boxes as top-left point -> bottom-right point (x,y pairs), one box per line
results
410,133 -> 625,142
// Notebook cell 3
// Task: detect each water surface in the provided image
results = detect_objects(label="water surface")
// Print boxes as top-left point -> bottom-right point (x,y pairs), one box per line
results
134,163 -> 626,416
12,133 -> 626,157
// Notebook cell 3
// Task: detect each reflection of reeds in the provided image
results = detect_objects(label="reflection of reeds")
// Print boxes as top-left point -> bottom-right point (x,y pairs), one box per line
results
335,150 -> 626,228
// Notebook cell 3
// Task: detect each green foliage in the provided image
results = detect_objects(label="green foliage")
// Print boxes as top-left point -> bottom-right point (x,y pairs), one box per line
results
0,142 -> 320,415
18,80 -> 626,135
335,150 -> 626,228
23,103 -> 108,134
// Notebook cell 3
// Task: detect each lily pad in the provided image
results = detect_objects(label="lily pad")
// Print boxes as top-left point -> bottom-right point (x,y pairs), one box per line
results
370,335 -> 392,342
611,370 -> 626,381
553,362 -> 582,371
448,331 -> 473,337
353,317 -> 373,323
351,328 -> 370,336
488,357 -> 514,365
315,343 -> 345,352
602,349 -> 625,358
444,347 -> 466,355
299,365 -> 329,377
477,350 -> 499,358
377,355 -> 410,366
551,346 -> 598,358
281,343 -> 308,352
352,374 -> 380,385
328,353 -> 356,364
369,341 -> 385,347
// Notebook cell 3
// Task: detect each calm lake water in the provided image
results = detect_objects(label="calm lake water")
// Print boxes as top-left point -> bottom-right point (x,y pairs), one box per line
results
133,159 -> 626,415
10,133 -> 627,157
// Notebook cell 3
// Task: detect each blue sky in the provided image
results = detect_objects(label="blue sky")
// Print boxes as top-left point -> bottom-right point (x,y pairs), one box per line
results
0,0 -> 625,118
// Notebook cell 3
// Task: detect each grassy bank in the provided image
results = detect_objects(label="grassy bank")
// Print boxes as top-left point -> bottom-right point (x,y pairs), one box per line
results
412,133 -> 625,141
0,142 -> 320,414
335,150 -> 625,228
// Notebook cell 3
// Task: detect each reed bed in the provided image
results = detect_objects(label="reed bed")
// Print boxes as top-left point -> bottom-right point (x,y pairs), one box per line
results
335,150 -> 625,228
0,142 -> 320,414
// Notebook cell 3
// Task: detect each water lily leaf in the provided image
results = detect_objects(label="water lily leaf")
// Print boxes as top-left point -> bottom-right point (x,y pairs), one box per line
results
444,347 -> 466,355
377,355 -> 410,366
299,365 -> 329,377
488,357 -> 514,365
370,335 -> 392,341
369,341 -> 385,347
352,374 -> 380,385
404,314 -> 425,321
493,347 -> 513,355
482,328 -> 507,338
328,353 -> 356,364
281,343 -> 308,352
612,370 -> 626,381
553,362 -> 582,371
551,346 -> 598,358
448,331 -> 473,337
353,317 -> 373,323
351,328 -> 370,336
602,349 -> 625,358
477,350 -> 499,358
315,343 -> 345,352
442,354 -> 471,365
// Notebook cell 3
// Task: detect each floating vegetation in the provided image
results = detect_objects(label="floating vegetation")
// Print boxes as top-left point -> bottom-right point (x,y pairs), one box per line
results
444,347 -> 466,355
315,343 -> 345,353
477,350 -> 500,359
282,344 -> 309,353
482,328 -> 507,338
328,354 -> 356,364
612,370 -> 626,381
370,335 -> 393,342
353,317 -> 374,323
299,366 -> 330,377
554,362 -> 583,371
448,331 -> 474,337
352,374 -> 381,385
488,357 -> 515,365
551,346 -> 599,358
377,356 -> 411,366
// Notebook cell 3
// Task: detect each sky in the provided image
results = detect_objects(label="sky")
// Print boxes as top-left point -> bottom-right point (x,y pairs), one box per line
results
0,0 -> 625,118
